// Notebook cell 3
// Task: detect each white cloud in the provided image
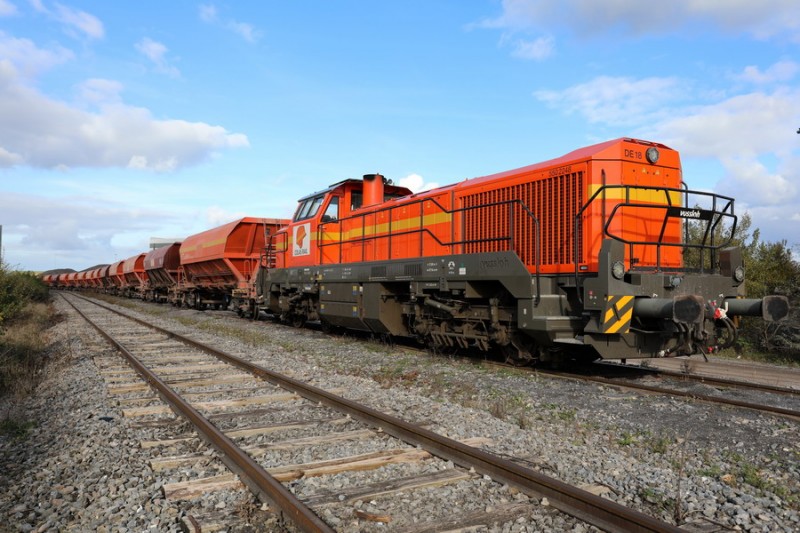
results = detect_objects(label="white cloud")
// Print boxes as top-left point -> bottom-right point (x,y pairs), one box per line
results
512,36 -> 554,60
227,20 -> 260,43
650,88 -> 800,159
199,3 -> 261,43
0,60 -> 248,171
28,0 -> 46,14
535,75 -> 683,126
398,173 -> 439,193
206,206 -> 247,227
0,0 -> 17,16
478,0 -> 800,59
135,37 -> 180,78
717,156 -> 796,205
0,191 -> 178,253
53,2 -> 104,39
198,4 -> 217,23
481,0 -> 800,39
535,67 -> 800,243
76,78 -> 123,106
737,60 -> 799,84
0,31 -> 74,76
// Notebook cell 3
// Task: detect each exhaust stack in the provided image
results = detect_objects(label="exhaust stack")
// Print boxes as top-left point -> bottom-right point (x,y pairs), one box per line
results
363,173 -> 385,207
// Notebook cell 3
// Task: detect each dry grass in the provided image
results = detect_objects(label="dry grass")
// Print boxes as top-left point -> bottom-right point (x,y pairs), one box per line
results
0,302 -> 58,397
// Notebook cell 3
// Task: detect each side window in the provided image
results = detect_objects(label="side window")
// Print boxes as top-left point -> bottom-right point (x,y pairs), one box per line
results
322,196 -> 339,222
350,191 -> 363,211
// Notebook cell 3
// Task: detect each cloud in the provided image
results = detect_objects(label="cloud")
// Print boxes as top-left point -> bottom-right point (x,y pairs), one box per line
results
30,1 -> 104,39
205,205 -> 248,227
0,31 -> 74,76
0,60 -> 249,171
199,3 -> 261,43
76,78 -> 123,106
0,191 -> 180,256
717,156 -> 797,206
480,0 -> 800,39
737,60 -> 799,84
0,0 -> 17,16
135,37 -> 180,77
535,63 -> 800,242
198,3 -> 217,23
511,36 -> 554,60
535,75 -> 683,126
398,173 -> 439,193
478,1 -> 800,59
54,2 -> 104,39
650,88 -> 800,159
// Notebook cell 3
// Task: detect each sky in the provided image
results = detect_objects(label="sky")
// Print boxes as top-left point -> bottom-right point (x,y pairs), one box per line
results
1,0 -> 799,272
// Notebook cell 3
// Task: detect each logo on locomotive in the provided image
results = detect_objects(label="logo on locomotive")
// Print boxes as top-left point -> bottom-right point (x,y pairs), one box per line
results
293,223 -> 311,257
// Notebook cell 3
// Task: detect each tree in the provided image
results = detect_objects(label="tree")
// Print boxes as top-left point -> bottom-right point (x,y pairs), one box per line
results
684,213 -> 800,358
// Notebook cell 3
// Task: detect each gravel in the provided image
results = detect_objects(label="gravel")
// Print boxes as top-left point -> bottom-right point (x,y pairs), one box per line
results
1,295 -> 798,532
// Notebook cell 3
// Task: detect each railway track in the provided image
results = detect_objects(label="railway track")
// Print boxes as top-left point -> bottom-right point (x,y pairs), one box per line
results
544,363 -> 800,422
60,292 -> 686,532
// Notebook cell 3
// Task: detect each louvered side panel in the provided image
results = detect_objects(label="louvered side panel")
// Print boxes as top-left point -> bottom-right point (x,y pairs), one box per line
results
461,171 -> 584,270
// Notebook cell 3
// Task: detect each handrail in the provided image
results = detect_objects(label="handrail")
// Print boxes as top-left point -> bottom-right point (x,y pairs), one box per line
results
295,195 -> 542,305
573,184 -> 737,301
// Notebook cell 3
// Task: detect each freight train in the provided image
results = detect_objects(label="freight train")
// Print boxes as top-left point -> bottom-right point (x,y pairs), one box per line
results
45,138 -> 789,364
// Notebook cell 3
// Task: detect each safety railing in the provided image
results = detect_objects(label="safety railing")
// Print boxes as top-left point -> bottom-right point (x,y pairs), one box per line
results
574,183 -> 737,283
314,196 -> 542,304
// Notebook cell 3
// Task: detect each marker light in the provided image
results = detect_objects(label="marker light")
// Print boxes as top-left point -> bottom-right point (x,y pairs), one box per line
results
611,261 -> 626,280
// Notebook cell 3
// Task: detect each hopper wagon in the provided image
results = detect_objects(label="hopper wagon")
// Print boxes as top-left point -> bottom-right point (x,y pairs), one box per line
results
177,217 -> 288,311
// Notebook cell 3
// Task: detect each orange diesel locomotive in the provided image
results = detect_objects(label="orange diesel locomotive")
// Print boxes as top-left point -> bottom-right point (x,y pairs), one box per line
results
260,138 -> 788,363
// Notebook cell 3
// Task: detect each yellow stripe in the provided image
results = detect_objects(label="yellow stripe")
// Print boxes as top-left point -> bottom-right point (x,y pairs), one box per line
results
606,307 -> 633,334
588,185 -> 682,205
320,212 -> 452,242
602,295 -> 634,334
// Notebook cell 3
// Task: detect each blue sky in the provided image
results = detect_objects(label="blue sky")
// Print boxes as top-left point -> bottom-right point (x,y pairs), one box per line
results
1,0 -> 799,272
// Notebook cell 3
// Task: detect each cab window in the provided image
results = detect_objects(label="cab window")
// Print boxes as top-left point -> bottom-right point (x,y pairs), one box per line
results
294,195 -> 325,221
321,196 -> 339,222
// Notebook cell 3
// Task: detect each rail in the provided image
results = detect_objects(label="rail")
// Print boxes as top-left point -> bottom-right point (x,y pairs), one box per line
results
61,294 -> 334,533
65,292 -> 683,532
314,196 -> 543,304
573,184 -> 737,300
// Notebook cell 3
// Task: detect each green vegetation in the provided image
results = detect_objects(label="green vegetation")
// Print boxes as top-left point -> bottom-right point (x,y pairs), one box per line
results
687,213 -> 800,362
1,263 -> 56,438
1,263 -> 53,397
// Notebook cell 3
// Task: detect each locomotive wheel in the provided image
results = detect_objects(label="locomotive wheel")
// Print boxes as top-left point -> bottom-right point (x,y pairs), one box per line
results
291,314 -> 306,328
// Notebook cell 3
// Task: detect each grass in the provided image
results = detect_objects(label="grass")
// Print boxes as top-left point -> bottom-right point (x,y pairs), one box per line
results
0,302 -> 58,397
1,299 -> 58,442
0,416 -> 36,439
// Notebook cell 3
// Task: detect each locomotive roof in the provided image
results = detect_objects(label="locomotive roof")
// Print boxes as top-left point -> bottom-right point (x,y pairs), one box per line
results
296,178 -> 412,202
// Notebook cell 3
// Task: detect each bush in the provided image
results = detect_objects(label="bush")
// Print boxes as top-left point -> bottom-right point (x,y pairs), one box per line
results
0,264 -> 54,397
0,268 -> 49,326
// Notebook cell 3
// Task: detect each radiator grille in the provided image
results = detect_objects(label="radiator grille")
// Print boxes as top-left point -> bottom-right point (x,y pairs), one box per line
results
462,172 -> 584,267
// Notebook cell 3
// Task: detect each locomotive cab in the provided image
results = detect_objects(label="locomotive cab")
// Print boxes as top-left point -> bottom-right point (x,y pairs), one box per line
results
274,177 -> 413,269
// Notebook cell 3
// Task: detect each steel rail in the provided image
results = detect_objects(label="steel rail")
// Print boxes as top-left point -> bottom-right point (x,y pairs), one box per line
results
536,369 -> 800,421
628,365 -> 800,397
60,294 -> 335,533
69,294 -> 682,533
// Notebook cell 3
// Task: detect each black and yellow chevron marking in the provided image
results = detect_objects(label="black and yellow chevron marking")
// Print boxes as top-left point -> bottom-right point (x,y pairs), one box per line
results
601,295 -> 634,334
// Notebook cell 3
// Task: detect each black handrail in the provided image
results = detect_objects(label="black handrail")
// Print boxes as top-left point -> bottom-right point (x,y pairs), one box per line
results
312,195 -> 542,305
573,184 -> 737,300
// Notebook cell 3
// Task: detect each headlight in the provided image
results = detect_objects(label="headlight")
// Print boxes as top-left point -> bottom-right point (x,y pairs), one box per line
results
646,147 -> 660,164
612,261 -> 626,280
733,265 -> 745,282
